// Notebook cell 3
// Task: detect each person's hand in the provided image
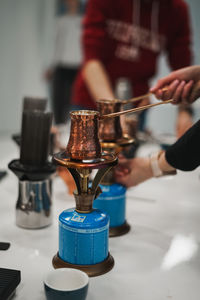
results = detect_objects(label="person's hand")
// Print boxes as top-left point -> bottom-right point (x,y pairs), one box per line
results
114,155 -> 153,187
176,110 -> 193,138
150,65 -> 200,104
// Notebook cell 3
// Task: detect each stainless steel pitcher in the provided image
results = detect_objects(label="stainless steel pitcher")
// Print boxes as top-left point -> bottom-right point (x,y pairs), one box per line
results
16,179 -> 52,229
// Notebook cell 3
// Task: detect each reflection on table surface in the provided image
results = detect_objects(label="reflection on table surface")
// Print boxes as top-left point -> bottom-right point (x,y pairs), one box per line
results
0,135 -> 200,300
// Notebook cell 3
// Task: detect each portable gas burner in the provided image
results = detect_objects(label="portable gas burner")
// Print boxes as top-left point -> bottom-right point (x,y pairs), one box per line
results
52,110 -> 117,277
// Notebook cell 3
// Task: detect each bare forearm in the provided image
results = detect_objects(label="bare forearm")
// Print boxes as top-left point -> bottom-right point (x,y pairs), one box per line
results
115,151 -> 176,188
82,59 -> 114,101
158,151 -> 176,173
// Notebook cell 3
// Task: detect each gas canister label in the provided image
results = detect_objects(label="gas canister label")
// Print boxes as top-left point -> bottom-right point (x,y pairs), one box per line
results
59,222 -> 109,233
71,214 -> 86,223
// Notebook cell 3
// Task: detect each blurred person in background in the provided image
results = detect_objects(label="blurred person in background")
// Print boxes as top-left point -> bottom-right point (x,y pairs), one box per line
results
45,0 -> 83,125
115,65 -> 200,187
44,0 -> 84,194
71,0 -> 193,137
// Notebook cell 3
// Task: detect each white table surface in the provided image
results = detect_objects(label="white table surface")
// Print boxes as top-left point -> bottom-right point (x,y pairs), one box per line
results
1,134 -> 200,300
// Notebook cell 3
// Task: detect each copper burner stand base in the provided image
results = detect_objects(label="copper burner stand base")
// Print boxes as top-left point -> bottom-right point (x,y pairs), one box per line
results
101,134 -> 135,149
109,221 -> 131,237
53,151 -> 117,169
115,134 -> 135,147
52,252 -> 114,277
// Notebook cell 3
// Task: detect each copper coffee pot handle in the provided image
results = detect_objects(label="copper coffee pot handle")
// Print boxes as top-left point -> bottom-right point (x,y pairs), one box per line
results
100,99 -> 173,119
121,87 -> 168,104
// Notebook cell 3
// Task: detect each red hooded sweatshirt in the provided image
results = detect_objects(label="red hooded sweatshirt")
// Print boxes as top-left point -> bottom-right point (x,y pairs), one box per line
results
72,0 -> 192,109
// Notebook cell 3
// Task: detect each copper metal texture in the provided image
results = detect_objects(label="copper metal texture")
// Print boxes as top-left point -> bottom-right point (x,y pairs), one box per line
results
99,143 -> 120,185
53,109 -> 117,212
53,151 -> 117,212
97,99 -> 123,142
100,136 -> 135,185
53,151 -> 117,169
52,252 -> 114,277
100,142 -> 121,152
100,169 -> 115,185
109,221 -> 131,237
74,193 -> 95,213
125,115 -> 138,139
66,110 -> 101,160
101,134 -> 135,149
97,100 -> 135,147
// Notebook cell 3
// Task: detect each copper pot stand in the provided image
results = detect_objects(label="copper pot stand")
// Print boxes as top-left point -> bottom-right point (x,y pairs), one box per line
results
109,221 -> 131,237
52,252 -> 114,277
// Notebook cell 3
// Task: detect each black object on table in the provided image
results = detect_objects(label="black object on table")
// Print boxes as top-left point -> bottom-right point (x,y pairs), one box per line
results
12,96 -> 48,148
0,171 -> 7,182
0,243 -> 10,251
0,268 -> 21,300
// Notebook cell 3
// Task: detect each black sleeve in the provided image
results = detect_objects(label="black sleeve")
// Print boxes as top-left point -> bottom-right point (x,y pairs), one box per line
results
165,120 -> 200,171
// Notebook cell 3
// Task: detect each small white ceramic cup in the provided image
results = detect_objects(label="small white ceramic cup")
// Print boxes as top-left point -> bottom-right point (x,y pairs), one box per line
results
44,268 -> 89,300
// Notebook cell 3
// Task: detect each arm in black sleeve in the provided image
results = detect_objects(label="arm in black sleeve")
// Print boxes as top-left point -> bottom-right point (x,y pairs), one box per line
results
165,120 -> 200,171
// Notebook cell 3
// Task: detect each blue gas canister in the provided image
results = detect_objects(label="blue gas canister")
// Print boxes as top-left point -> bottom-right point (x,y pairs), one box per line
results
93,183 -> 126,227
59,208 -> 109,265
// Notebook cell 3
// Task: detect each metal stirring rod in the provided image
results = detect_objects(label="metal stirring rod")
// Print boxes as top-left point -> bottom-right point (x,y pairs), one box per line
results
121,87 -> 169,104
101,99 -> 173,119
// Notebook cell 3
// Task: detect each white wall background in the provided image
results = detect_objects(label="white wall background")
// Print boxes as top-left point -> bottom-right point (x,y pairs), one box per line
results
0,0 -> 55,133
0,0 -> 199,134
